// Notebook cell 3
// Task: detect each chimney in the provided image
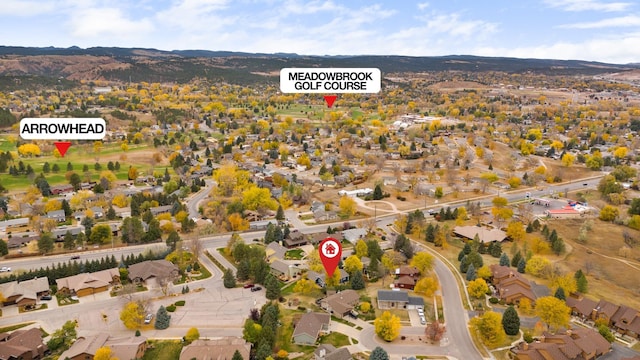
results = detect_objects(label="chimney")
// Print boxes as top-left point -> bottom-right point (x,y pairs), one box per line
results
523,342 -> 529,350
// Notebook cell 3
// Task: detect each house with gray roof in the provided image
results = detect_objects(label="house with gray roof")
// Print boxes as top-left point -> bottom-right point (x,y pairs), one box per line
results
377,289 -> 424,310
45,210 -> 66,223
292,312 -> 330,345
314,344 -> 351,360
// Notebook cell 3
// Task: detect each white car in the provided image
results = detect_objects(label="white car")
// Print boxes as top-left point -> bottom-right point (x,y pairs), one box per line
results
0,267 -> 11,272
144,313 -> 154,324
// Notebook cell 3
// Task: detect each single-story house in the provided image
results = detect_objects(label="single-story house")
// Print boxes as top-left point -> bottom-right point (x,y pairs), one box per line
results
314,344 -> 352,360
342,228 -> 367,244
45,210 -> 66,223
179,338 -> 250,360
320,290 -> 360,319
51,225 -> 84,240
149,205 -> 172,216
127,260 -> 179,286
0,277 -> 50,309
59,333 -> 147,360
454,225 -> 507,243
56,268 -> 120,297
0,218 -> 29,232
377,290 -> 424,310
292,312 -> 331,345
0,328 -> 47,360
265,242 -> 287,262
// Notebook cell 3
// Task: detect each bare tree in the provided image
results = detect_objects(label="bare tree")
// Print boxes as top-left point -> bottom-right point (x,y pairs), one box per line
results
118,283 -> 138,303
425,321 -> 446,343
157,274 -> 174,297
190,231 -> 203,259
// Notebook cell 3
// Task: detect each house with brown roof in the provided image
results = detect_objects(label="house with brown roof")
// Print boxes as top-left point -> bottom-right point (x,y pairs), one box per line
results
179,337 -> 250,360
513,327 -> 611,360
490,265 -> 536,305
592,300 -> 620,325
0,328 -> 47,360
320,290 -> 360,319
127,260 -> 179,286
610,305 -> 640,339
0,278 -> 50,309
566,295 -> 598,320
454,225 -> 507,243
292,312 -> 331,345
59,334 -> 147,360
56,268 -> 120,297
314,344 -> 351,360
393,265 -> 420,290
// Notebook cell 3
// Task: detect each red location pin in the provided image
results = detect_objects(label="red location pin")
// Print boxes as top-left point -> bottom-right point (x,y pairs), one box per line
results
323,95 -> 337,108
319,237 -> 342,277
54,141 -> 72,157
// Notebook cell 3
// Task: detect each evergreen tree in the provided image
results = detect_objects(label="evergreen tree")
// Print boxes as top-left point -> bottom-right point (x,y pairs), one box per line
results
517,258 -> 526,273
67,162 -> 73,171
223,269 -> 237,288
106,206 -> 116,220
575,269 -> 588,293
265,274 -> 280,300
166,230 -> 180,251
551,237 -> 565,255
52,163 -> 60,172
236,260 -> 250,281
61,199 -> 72,216
502,306 -> 520,336
425,224 -> 435,243
511,251 -> 523,268
231,350 -> 244,360
554,287 -> 566,301
463,242 -> 472,255
499,253 -> 510,267
43,162 -> 50,173
466,264 -> 477,281
63,231 -> 75,250
373,184 -> 383,200
0,239 -> 7,256
490,242 -> 502,258
350,270 -> 365,290
254,342 -> 272,360
275,205 -> 285,220
370,347 -> 390,360
155,305 -> 171,329
458,250 -> 466,262
525,223 -> 534,233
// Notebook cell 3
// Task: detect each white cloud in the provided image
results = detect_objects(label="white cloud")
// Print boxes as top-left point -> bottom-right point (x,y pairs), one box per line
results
417,2 -> 429,10
559,14 -> 640,28
155,0 -> 233,32
281,0 -> 341,15
390,12 -> 497,41
544,0 -> 632,12
0,0 -> 56,16
69,7 -> 154,38
474,32 -> 640,64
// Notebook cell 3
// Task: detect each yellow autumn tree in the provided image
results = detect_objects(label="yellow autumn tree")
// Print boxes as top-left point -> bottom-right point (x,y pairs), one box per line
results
338,196 -> 356,219
414,276 -> 439,297
94,346 -> 118,360
374,311 -> 401,341
119,301 -> 144,330
17,143 -> 41,157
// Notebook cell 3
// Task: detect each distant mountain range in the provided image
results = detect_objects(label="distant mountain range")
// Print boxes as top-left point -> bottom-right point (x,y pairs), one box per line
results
0,46 -> 637,85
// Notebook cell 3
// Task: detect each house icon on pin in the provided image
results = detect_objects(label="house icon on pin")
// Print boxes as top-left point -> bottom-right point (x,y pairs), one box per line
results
324,243 -> 336,255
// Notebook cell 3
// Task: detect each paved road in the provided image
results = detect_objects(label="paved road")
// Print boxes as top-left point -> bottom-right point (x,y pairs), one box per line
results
186,179 -> 215,219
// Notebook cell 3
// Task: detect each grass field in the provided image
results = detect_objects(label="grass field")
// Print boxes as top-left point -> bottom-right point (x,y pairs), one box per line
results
0,137 -> 172,191
142,341 -> 183,360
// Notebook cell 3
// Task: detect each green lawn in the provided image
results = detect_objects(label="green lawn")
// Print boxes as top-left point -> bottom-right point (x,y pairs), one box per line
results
142,341 -> 183,360
0,322 -> 34,333
276,308 -> 317,355
318,332 -> 351,347
285,249 -> 304,260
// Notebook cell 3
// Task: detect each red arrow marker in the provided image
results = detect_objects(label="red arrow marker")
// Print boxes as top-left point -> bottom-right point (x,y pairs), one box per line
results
319,237 -> 342,278
324,95 -> 337,108
54,141 -> 71,157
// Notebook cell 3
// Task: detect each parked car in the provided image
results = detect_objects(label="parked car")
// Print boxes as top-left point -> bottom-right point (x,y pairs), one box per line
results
0,267 -> 11,272
144,313 -> 153,324
420,316 -> 426,325
40,295 -> 52,301
70,255 -> 80,260
251,286 -> 262,292
243,284 -> 255,289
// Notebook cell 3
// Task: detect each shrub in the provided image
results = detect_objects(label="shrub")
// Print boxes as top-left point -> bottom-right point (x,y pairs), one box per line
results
489,297 -> 499,304
175,300 -> 186,306
166,305 -> 177,312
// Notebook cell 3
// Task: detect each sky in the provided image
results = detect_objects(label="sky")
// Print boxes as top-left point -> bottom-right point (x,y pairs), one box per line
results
1,0 -> 639,64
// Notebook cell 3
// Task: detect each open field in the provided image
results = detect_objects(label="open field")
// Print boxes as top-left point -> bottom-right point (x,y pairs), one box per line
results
550,219 -> 640,309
